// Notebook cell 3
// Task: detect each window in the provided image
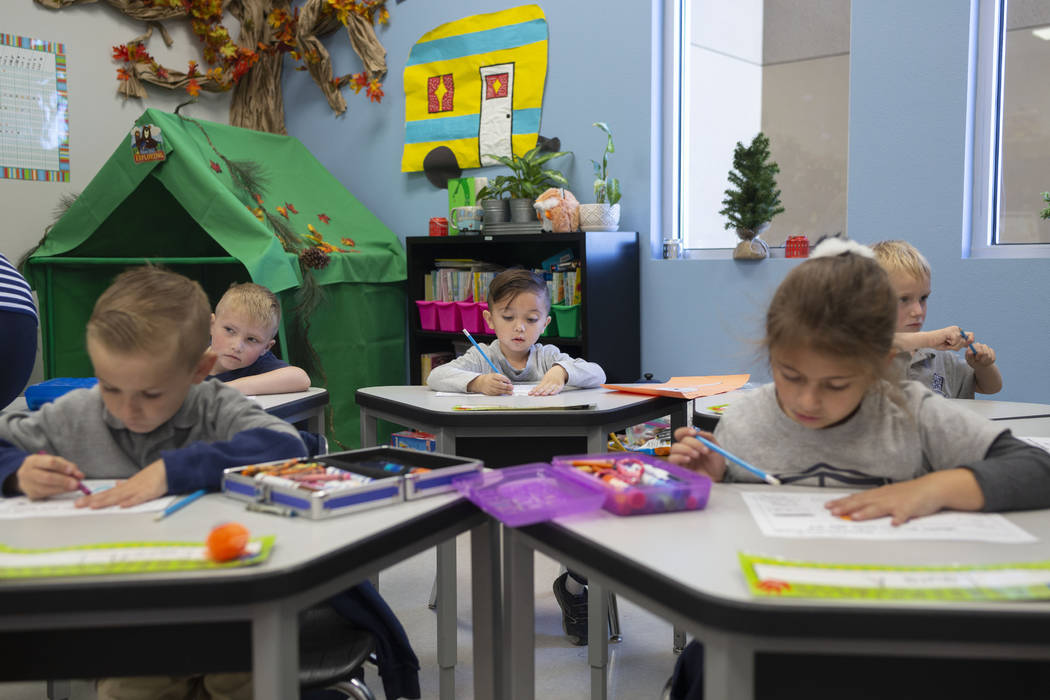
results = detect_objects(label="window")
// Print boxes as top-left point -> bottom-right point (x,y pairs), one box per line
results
971,0 -> 1050,255
675,1 -> 850,250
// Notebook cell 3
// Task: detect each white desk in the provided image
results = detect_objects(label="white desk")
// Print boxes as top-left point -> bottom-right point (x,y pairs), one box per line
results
356,385 -> 691,456
953,398 -> 1050,421
252,387 -> 328,435
503,483 -> 1050,700
0,492 -> 499,700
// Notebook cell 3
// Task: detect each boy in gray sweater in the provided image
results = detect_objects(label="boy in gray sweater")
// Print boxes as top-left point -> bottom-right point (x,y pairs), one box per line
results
426,268 -> 605,395
0,266 -> 306,700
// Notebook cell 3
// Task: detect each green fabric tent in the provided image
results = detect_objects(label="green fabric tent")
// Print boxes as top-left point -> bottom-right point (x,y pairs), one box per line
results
25,108 -> 406,449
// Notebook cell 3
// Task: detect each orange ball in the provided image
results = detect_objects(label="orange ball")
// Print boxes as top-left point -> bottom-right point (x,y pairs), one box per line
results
206,522 -> 250,562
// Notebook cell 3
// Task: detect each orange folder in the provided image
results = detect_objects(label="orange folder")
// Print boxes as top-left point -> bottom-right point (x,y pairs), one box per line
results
602,374 -> 750,400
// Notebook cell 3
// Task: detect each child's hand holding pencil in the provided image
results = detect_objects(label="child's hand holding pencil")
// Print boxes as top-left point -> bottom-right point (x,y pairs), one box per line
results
668,427 -> 781,485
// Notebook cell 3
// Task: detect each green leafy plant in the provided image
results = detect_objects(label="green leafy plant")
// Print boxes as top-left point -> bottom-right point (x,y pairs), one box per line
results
475,175 -> 513,201
590,121 -> 621,205
479,146 -> 571,200
1040,191 -> 1050,219
719,132 -> 785,238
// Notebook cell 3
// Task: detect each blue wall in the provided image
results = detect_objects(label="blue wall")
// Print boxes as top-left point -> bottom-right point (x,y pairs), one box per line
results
286,0 -> 1050,402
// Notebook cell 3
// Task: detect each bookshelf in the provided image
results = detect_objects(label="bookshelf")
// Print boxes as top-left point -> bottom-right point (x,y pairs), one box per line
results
405,232 -> 640,385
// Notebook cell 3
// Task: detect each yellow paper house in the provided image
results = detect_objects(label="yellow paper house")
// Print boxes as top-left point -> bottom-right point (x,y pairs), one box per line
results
401,5 -> 548,173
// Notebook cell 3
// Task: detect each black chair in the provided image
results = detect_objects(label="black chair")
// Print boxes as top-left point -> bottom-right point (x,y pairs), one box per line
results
298,603 -> 378,700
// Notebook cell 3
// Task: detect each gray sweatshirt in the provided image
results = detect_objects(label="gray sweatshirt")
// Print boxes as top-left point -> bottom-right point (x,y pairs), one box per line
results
713,380 -> 1050,511
426,340 -> 606,393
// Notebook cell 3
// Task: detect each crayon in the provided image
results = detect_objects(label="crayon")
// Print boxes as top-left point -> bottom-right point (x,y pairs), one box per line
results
154,489 -> 206,521
959,328 -> 978,355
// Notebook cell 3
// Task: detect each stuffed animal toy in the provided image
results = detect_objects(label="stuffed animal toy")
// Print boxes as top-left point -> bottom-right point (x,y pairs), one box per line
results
533,188 -> 580,233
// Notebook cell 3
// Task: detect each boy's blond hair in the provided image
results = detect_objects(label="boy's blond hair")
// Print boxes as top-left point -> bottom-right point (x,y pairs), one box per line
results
87,266 -> 211,370
215,282 -> 281,338
871,240 -> 931,282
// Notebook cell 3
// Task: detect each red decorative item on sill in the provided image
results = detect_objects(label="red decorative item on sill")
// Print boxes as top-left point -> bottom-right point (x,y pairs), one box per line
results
429,217 -> 449,236
785,235 -> 810,258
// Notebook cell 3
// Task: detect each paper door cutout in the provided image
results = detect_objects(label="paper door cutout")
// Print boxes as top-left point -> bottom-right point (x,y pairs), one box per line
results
402,5 -> 548,173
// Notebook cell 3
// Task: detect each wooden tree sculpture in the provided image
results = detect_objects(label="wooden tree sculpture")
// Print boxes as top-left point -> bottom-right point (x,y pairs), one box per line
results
34,0 -> 389,134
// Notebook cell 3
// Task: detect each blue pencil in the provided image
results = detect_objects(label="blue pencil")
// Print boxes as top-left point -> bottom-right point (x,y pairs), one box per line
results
154,488 -> 207,522
462,329 -> 502,375
692,432 -> 781,485
959,328 -> 978,354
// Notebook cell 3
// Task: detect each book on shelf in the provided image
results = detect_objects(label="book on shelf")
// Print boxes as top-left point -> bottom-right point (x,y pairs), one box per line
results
420,351 -> 454,385
425,261 -> 503,302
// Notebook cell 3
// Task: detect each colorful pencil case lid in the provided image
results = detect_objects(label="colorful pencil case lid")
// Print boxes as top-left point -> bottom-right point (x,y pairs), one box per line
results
551,453 -> 712,516
452,464 -> 606,528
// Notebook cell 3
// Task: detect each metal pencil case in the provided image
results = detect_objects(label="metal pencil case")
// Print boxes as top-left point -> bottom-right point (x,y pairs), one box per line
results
222,457 -> 403,519
320,446 -> 483,500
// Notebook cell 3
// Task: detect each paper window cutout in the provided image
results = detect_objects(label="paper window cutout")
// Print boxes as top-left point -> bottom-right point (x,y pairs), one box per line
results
485,73 -> 509,99
427,74 -> 455,113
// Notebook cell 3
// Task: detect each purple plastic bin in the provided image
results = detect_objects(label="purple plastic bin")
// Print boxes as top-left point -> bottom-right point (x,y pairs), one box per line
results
479,302 -> 495,334
434,301 -> 459,332
452,464 -> 606,527
457,301 -> 485,334
552,453 -> 712,516
415,300 -> 438,331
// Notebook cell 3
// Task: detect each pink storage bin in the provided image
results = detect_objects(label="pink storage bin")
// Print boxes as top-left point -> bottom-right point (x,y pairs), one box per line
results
415,300 -> 437,331
434,301 -> 459,332
479,302 -> 495,334
457,301 -> 485,334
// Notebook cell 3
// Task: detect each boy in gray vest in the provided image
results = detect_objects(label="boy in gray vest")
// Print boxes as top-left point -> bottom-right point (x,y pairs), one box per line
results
0,266 -> 306,699
872,240 -> 1002,398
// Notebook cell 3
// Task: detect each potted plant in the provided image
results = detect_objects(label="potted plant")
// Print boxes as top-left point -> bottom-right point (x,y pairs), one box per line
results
719,132 -> 785,260
476,175 -> 513,225
579,121 -> 622,231
482,145 -> 571,222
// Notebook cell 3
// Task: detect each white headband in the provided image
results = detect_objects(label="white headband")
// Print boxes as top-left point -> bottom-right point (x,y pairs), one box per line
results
809,237 -> 875,260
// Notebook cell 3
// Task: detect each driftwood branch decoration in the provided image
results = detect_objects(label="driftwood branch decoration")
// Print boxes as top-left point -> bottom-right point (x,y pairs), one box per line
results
33,0 -> 389,134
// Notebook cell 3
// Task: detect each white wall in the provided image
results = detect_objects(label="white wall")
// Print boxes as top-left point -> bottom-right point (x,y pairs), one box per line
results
1,3 -> 233,264
2,3 -> 234,388
685,0 -> 763,248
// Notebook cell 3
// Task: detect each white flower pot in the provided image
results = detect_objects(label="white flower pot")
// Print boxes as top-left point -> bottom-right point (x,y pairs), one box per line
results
578,203 -> 621,232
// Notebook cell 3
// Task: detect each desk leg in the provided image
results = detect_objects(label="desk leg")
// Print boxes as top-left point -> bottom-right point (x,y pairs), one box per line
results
670,400 -> 688,433
360,408 -> 377,448
587,427 -> 605,454
587,579 -> 609,700
503,526 -> 535,700
434,426 -> 456,456
307,405 -> 324,437
703,629 -> 754,700
471,520 -> 502,700
251,601 -> 299,700
436,538 -> 457,700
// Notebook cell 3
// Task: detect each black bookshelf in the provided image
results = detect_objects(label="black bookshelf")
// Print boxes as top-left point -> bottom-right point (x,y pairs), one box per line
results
406,232 -> 640,385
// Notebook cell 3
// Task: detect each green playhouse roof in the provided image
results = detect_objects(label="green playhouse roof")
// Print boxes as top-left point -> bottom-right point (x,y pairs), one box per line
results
26,108 -> 405,291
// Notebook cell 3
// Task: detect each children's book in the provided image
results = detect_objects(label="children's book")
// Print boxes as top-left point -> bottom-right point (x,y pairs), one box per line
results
603,375 -> 750,400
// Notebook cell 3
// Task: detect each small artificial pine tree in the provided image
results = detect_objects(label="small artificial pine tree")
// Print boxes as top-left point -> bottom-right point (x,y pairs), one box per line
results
719,132 -> 785,240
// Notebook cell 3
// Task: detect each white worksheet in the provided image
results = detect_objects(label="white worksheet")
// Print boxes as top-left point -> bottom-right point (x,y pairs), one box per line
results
740,491 -> 1036,543
0,480 -> 176,519
1020,436 -> 1050,453
434,384 -> 538,397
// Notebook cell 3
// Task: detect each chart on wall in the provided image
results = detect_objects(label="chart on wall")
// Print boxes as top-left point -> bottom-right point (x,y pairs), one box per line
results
0,33 -> 69,182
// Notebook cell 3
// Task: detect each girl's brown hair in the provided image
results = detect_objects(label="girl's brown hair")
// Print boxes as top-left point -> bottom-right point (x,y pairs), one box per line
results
764,251 -> 897,381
